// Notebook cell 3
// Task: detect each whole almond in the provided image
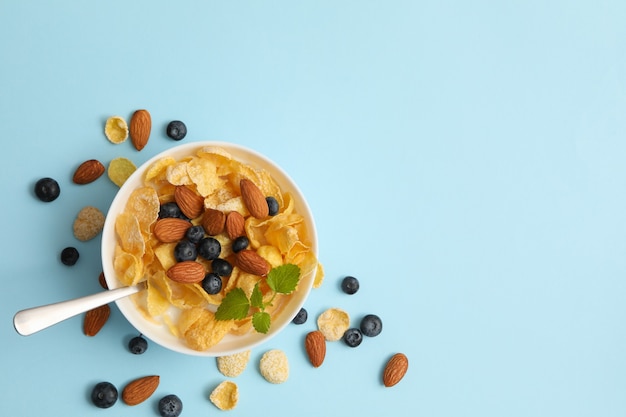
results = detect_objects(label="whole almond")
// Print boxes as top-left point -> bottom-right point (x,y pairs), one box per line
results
83,304 -> 110,336
166,261 -> 205,283
122,375 -> 160,406
129,109 -> 151,151
225,211 -> 245,239
98,271 -> 108,289
153,217 -> 192,243
174,185 -> 204,219
235,249 -> 270,276
73,159 -> 105,184
305,330 -> 326,367
240,178 -> 269,219
382,353 -> 409,387
202,208 -> 226,236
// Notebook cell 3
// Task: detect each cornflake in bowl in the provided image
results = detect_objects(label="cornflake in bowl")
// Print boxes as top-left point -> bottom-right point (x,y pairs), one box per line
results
101,142 -> 322,356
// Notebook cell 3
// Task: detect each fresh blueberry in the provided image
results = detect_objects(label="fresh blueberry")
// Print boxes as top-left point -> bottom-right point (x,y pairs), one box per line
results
185,225 -> 205,244
360,314 -> 383,337
292,307 -> 308,325
60,247 -> 79,266
201,272 -> 222,295
197,237 -> 221,260
91,381 -> 118,408
231,236 -> 249,253
341,276 -> 359,295
343,328 -> 363,347
128,335 -> 148,354
174,240 -> 197,262
166,120 -> 187,141
266,196 -> 279,216
158,394 -> 183,417
159,202 -> 182,219
211,258 -> 233,277
34,177 -> 60,202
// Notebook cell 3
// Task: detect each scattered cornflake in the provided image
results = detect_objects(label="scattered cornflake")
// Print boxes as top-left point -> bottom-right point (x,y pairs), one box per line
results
209,381 -> 239,410
104,115 -> 129,144
108,157 -> 136,187
317,308 -> 350,341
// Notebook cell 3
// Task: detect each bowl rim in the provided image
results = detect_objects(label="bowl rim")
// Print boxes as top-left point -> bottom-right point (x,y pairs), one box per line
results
101,141 -> 318,357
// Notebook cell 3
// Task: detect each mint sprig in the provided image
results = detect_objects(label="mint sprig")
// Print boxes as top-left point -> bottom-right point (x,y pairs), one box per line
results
215,264 -> 301,333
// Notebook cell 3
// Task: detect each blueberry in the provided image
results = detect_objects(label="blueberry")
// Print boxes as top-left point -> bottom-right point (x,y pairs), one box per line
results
343,328 -> 363,347
166,121 -> 187,141
292,307 -> 308,325
174,240 -> 197,262
211,258 -> 233,277
159,202 -> 182,219
197,237 -> 221,260
341,276 -> 359,295
185,225 -> 205,244
60,247 -> 79,266
360,314 -> 383,337
201,272 -> 222,295
231,236 -> 249,253
266,196 -> 279,216
128,335 -> 148,354
34,177 -> 60,202
91,381 -> 118,408
158,394 -> 183,417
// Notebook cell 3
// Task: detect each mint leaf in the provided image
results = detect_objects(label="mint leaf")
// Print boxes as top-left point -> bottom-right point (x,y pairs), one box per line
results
250,283 -> 264,310
215,288 -> 250,320
266,264 -> 301,294
252,311 -> 271,334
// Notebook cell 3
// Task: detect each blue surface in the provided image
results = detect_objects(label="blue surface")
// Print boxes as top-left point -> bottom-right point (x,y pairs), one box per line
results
2,1 -> 626,416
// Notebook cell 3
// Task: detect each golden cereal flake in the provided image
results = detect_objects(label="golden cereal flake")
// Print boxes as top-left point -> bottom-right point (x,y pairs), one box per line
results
317,307 -> 350,341
107,157 -> 136,187
217,350 -> 251,377
259,349 -> 289,384
209,381 -> 239,410
104,116 -> 129,144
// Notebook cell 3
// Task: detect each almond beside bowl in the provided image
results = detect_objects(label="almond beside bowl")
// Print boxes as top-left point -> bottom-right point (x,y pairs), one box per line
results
101,142 -> 318,357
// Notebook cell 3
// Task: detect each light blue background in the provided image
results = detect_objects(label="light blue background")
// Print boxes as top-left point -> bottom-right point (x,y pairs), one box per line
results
2,1 -> 626,416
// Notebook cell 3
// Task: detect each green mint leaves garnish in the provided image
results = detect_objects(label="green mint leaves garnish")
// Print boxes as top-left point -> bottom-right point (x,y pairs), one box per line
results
215,263 -> 301,334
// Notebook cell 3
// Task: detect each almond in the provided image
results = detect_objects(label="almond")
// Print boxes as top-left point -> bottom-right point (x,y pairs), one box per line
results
174,185 -> 204,219
83,304 -> 110,336
235,249 -> 270,276
153,217 -> 192,243
129,109 -> 151,151
98,271 -> 108,289
202,208 -> 226,236
382,353 -> 409,387
122,375 -> 160,406
305,330 -> 326,367
73,159 -> 105,184
225,211 -> 245,239
240,178 -> 269,219
166,261 -> 205,283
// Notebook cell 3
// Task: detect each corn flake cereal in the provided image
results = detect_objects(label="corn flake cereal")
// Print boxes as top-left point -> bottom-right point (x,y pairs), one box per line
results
209,381 -> 239,411
259,349 -> 289,384
317,308 -> 350,341
217,350 -> 251,377
108,157 -> 136,187
104,116 -> 128,144
112,146 -> 323,351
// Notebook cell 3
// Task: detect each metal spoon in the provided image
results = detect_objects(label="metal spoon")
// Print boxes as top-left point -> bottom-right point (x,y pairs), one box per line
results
13,282 -> 146,336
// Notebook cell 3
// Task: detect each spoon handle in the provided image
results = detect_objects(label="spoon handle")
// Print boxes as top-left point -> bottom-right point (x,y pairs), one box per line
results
13,283 -> 145,336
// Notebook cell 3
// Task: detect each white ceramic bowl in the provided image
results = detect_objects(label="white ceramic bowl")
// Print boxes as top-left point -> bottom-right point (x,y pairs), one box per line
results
101,142 -> 317,356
